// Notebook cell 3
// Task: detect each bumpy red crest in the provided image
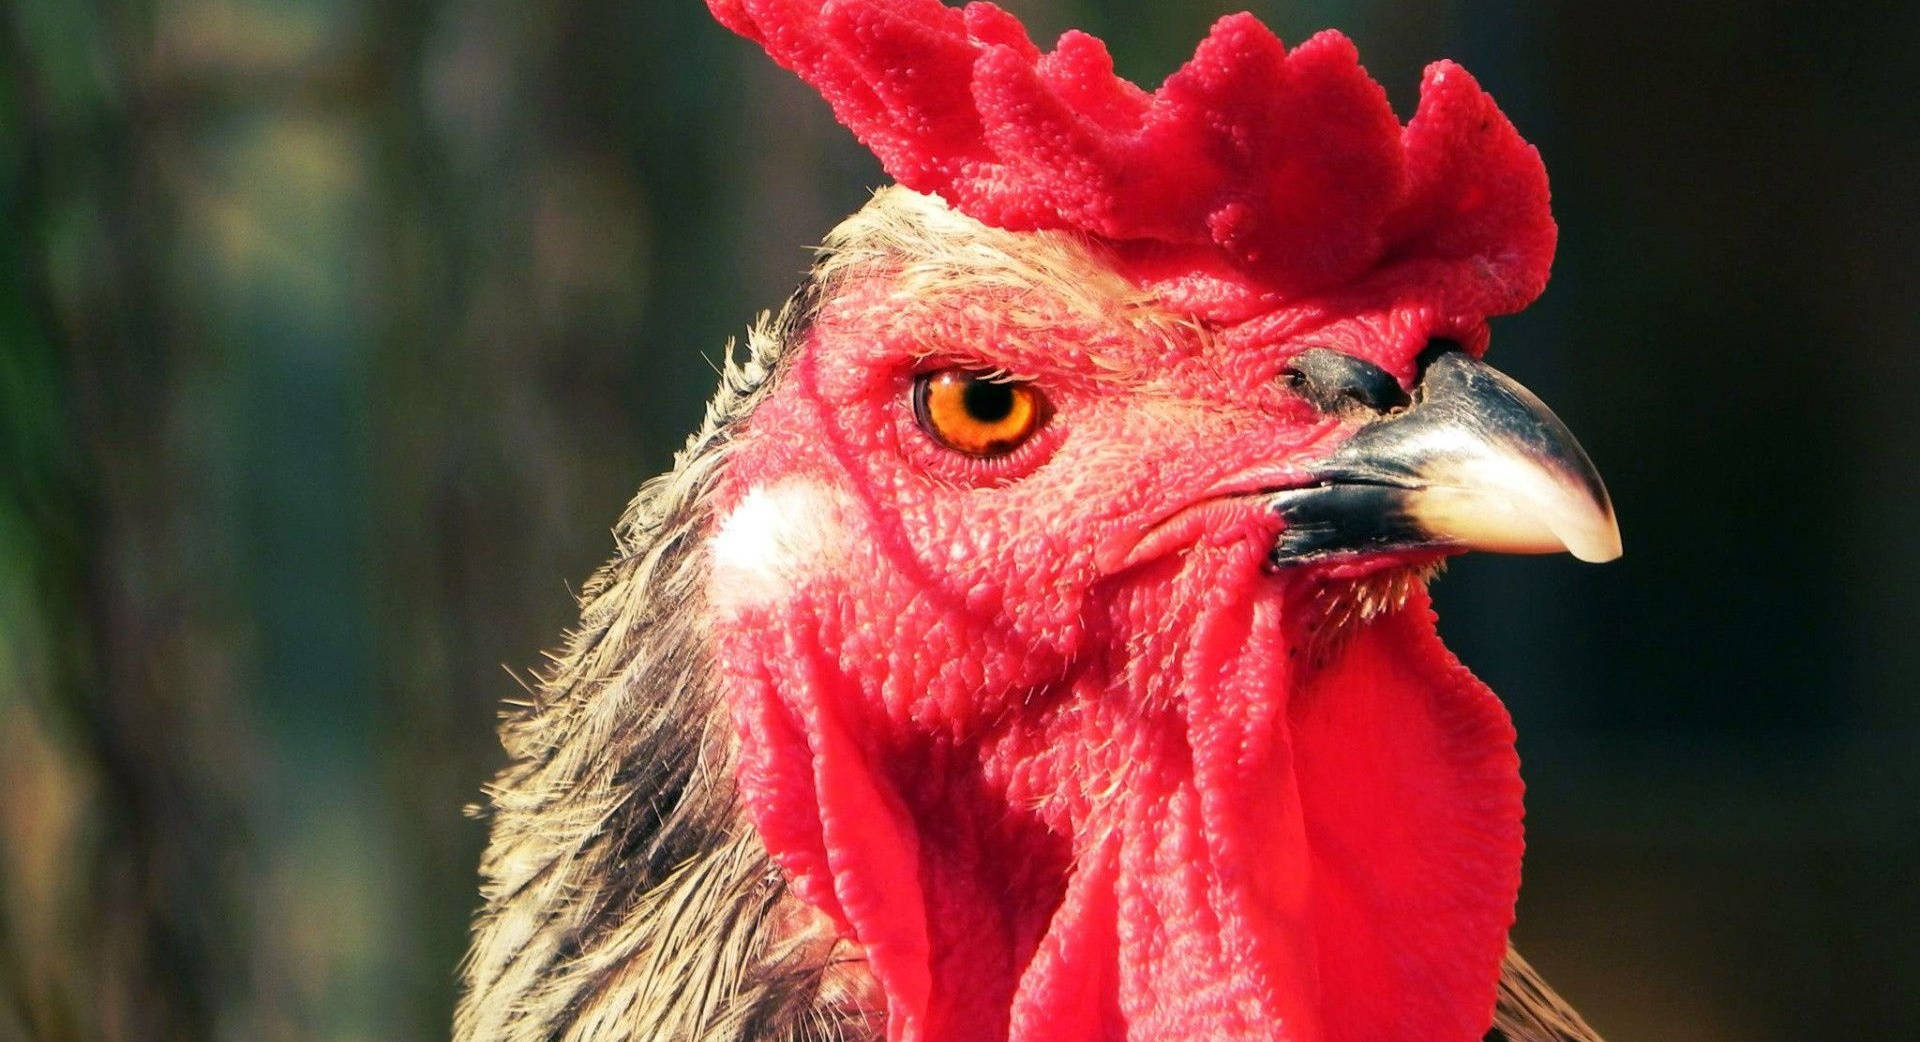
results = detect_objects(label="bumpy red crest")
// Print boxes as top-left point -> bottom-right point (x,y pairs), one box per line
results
709,0 -> 1554,314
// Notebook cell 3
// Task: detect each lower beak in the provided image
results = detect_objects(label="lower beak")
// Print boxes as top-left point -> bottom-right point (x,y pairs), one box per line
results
1270,350 -> 1623,565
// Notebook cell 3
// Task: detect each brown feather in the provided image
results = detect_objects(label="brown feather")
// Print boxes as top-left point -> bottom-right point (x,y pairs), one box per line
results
454,252 -> 868,1042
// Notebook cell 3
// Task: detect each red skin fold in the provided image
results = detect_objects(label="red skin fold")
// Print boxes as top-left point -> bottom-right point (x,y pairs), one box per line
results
703,2 -> 1550,1040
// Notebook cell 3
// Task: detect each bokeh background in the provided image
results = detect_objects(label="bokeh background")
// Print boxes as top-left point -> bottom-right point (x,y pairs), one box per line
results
2,0 -> 1915,1039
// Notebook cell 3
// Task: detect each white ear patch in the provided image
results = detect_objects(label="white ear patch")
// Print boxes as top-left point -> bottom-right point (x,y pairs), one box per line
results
708,480 -> 858,611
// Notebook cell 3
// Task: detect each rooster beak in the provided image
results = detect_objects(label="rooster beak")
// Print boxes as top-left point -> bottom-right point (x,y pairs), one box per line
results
1270,349 -> 1623,564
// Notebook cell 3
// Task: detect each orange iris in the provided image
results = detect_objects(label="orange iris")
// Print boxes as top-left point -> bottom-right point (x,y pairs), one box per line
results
913,369 -> 1047,457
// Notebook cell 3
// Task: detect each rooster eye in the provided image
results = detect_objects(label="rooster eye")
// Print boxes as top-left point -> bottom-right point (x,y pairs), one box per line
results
913,369 -> 1048,457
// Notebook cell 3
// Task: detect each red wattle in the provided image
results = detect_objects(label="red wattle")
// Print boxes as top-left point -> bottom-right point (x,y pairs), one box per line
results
724,576 -> 1522,1042
1290,594 -> 1524,1042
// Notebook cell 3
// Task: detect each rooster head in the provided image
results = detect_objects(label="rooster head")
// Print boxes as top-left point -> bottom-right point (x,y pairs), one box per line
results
700,4 -> 1620,1042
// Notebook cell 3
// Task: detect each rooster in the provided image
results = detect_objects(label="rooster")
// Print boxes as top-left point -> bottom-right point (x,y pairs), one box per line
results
455,4 -> 1621,1042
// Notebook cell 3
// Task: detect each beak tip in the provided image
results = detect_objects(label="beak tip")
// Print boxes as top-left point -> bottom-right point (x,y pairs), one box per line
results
1271,349 -> 1627,570
1563,510 -> 1623,564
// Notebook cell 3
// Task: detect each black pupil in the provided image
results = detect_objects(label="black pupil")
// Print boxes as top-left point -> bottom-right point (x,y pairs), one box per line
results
961,379 -> 1016,423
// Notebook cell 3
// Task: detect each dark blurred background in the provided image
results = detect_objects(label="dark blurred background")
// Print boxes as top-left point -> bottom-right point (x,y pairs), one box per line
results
1,0 -> 1914,1039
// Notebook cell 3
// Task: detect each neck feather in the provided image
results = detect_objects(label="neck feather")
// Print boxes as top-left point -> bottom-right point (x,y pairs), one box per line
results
455,276 -> 863,1042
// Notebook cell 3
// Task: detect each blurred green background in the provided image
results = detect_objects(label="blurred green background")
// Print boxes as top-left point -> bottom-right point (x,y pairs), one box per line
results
1,1 -> 1915,1040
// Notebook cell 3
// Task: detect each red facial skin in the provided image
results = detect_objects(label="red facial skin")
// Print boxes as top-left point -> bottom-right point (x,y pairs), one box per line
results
705,271 -> 1524,1042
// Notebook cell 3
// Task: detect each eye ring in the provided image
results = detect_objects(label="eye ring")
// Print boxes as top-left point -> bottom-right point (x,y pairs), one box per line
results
912,369 -> 1050,457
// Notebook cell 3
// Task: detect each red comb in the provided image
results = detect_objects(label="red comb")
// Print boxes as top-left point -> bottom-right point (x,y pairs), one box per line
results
710,0 -> 1554,313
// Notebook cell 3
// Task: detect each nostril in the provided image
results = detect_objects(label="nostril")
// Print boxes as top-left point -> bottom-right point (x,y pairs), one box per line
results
1414,337 -> 1464,379
1282,348 -> 1411,416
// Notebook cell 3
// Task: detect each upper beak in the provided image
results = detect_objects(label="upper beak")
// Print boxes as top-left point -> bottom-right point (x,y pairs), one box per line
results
1270,349 -> 1623,565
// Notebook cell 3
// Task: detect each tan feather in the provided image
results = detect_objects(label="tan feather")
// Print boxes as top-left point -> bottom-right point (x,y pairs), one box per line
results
1488,945 -> 1608,1042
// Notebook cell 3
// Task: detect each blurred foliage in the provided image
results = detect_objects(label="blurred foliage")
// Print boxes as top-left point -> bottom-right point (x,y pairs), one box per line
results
0,1 -> 1915,1041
